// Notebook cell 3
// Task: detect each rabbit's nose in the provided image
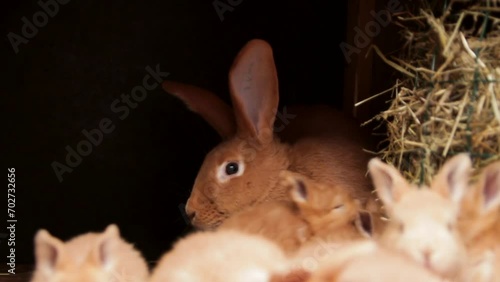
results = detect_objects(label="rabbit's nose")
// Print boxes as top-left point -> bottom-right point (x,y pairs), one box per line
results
422,249 -> 433,266
187,211 -> 196,221
185,202 -> 196,221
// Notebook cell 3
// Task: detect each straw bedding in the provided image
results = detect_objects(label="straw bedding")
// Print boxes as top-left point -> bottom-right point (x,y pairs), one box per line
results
363,0 -> 500,184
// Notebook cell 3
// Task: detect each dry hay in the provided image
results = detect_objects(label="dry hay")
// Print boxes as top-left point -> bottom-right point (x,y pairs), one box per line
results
363,0 -> 500,185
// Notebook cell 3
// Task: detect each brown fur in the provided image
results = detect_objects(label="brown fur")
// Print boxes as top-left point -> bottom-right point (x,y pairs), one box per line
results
162,39 -> 375,230
149,229 -> 290,282
30,224 -> 149,282
185,137 -> 292,229
218,200 -> 311,255
278,171 -> 382,273
218,170 -> 380,256
281,171 -> 378,242
368,154 -> 471,280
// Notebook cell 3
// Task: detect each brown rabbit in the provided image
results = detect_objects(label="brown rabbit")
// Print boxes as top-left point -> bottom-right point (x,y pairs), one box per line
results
458,160 -> 500,282
304,240 -> 447,282
149,229 -> 290,282
162,39 -> 375,230
30,224 -> 149,282
368,153 -> 471,280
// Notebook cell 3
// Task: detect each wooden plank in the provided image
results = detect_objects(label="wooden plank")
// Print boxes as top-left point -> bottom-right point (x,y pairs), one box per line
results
343,0 -> 376,118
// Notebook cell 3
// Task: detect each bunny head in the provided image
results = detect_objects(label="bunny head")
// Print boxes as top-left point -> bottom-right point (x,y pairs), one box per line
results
459,159 -> 500,244
31,224 -> 145,282
163,39 -> 293,230
280,171 -> 373,240
368,153 -> 472,279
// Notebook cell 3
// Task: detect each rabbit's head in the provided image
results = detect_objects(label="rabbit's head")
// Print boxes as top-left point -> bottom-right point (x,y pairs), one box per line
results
280,171 -> 373,240
368,153 -> 471,279
459,160 -> 500,244
31,225 -> 141,282
163,40 -> 293,230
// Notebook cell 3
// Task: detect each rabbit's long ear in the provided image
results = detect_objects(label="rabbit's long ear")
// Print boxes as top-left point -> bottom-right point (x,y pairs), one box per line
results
228,39 -> 279,143
90,224 -> 121,270
431,153 -> 471,205
368,158 -> 411,209
34,229 -> 64,273
162,81 -> 236,139
475,161 -> 500,214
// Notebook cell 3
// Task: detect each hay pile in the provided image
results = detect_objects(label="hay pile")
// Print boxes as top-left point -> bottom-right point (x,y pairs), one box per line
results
365,0 -> 500,185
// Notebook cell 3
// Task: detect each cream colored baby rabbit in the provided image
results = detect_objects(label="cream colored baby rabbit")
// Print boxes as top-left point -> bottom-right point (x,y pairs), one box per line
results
305,240 -> 447,282
30,224 -> 149,282
149,229 -> 291,282
368,153 -> 471,280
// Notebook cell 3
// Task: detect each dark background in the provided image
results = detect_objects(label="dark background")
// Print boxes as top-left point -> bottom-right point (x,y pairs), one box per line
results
2,0 -> 354,264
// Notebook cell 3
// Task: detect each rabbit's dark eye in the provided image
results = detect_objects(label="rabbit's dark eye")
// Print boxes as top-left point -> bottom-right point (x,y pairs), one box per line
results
225,162 -> 239,175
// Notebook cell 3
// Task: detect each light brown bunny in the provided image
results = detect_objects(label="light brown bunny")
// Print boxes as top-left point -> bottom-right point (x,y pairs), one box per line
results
304,240 -> 447,282
149,229 -> 291,282
277,170 -> 382,275
281,171 -> 379,243
30,224 -> 149,282
162,38 -> 375,230
458,160 -> 500,282
367,153 -> 472,280
218,170 -> 379,256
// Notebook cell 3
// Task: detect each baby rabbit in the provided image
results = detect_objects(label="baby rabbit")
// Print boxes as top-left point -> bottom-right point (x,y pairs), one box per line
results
149,229 -> 291,282
282,171 -> 376,243
305,240 -> 447,282
163,38 -> 375,230
218,170 -> 376,256
367,153 -> 471,280
458,160 -> 500,282
30,224 -> 149,282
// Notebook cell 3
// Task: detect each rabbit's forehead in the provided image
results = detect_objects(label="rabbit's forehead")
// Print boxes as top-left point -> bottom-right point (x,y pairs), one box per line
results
394,191 -> 456,222
207,145 -> 243,162
312,189 -> 347,208
52,267 -> 104,282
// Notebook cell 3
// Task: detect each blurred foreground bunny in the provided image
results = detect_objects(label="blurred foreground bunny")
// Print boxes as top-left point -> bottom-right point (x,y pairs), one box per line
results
458,160 -> 500,282
305,240 -> 446,282
163,39 -> 376,230
30,224 -> 149,282
149,229 -> 306,282
367,153 -> 472,280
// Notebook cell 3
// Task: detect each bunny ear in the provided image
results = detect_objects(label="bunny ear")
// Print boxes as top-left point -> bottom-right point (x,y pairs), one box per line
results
34,229 -> 64,273
228,39 -> 279,144
431,153 -> 472,204
91,224 -> 121,270
368,158 -> 410,209
162,80 -> 236,139
355,211 -> 373,238
290,179 -> 308,204
476,161 -> 500,214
